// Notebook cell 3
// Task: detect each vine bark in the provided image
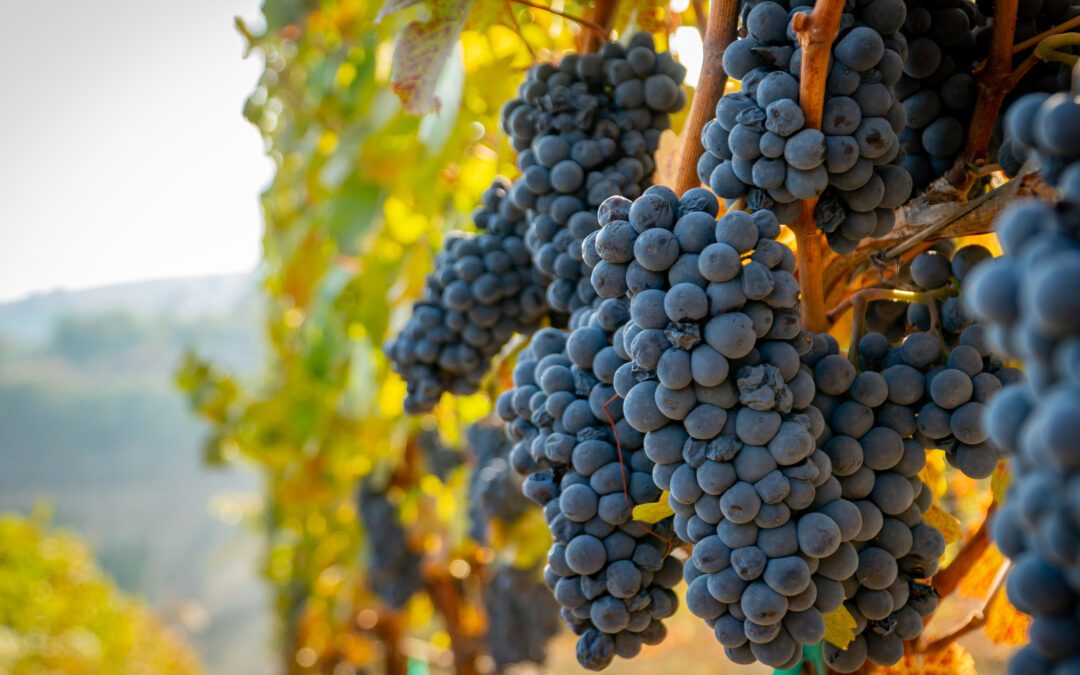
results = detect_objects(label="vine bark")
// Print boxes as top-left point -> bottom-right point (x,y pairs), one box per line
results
672,0 -> 742,195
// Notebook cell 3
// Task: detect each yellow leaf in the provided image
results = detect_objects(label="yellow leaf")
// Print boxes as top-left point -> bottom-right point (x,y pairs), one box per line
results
983,583 -> 1032,646
823,604 -> 857,649
924,504 -> 963,545
877,642 -> 977,675
955,544 -> 1006,599
992,462 -> 1011,505
632,491 -> 675,524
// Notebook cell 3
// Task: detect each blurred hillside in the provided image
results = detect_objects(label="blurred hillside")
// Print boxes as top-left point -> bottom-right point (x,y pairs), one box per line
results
0,274 -> 275,675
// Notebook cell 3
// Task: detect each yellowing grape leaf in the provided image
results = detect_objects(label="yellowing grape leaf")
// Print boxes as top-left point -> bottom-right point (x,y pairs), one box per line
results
387,0 -> 476,113
924,504 -> 963,545
877,642 -> 976,675
823,604 -> 857,649
955,544 -> 1006,599
632,491 -> 674,524
983,583 -> 1032,645
992,462 -> 1011,505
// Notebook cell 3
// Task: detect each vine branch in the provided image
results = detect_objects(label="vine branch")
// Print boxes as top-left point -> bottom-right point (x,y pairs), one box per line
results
788,0 -> 846,334
510,0 -> 611,39
943,0 -> 1020,192
933,506 -> 996,599
672,0 -> 741,195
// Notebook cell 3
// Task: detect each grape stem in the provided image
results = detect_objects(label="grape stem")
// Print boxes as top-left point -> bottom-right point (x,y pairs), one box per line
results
918,559 -> 1011,654
1011,13 -> 1080,54
691,0 -> 708,34
369,610 -> 408,675
671,0 -> 741,195
424,571 -> 481,675
788,0 -> 845,334
834,287 -> 944,364
822,164 -> 1052,309
578,0 -> 620,52
942,0 -> 1019,193
509,0 -> 611,40
933,505 -> 996,598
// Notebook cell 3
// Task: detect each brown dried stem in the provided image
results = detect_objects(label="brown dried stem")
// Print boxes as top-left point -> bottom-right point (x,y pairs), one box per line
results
943,0 -> 1019,192
672,0 -> 741,195
788,0 -> 846,334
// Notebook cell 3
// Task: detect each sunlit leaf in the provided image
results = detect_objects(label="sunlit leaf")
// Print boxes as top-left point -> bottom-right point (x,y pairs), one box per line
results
632,491 -> 675,524
924,504 -> 963,545
823,604 -> 857,649
983,583 -> 1031,645
992,461 -> 1010,505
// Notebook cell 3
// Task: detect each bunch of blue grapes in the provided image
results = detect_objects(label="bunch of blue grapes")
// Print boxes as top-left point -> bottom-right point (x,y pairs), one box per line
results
804,334 -> 944,671
962,91 -> 1080,673
385,178 -> 550,413
994,88 -> 1080,199
502,33 -> 688,315
466,421 -> 528,543
699,0 -> 912,253
855,321 -> 1021,479
482,565 -> 563,671
588,189 -> 877,668
357,480 -> 425,609
896,0 -> 982,188
495,298 -> 683,671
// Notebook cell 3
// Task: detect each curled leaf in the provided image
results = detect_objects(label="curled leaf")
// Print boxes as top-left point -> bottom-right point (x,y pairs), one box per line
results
632,491 -> 675,524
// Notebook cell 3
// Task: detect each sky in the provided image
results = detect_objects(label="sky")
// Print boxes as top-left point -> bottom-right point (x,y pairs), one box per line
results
0,0 -> 271,302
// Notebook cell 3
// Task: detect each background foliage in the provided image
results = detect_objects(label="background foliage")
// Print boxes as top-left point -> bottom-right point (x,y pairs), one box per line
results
0,513 -> 204,674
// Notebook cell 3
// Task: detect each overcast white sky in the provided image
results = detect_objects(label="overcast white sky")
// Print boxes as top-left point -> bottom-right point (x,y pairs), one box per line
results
0,0 -> 270,302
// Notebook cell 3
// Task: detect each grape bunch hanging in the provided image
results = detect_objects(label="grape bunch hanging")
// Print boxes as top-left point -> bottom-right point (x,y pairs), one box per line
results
378,1 -> 1080,671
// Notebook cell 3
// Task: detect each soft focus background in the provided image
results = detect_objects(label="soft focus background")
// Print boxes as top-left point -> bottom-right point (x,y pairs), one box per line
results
0,1 -> 1020,674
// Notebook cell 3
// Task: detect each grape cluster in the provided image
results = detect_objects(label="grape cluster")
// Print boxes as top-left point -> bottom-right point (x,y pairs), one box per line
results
700,0 -> 912,252
482,565 -> 563,671
804,334 -> 943,670
385,178 -> 550,413
466,422 -> 528,543
963,94 -> 1080,670
496,298 -> 683,671
856,323 -> 1020,479
896,0 -> 982,188
995,88 -> 1080,199
589,190 -> 876,668
357,481 -> 425,609
502,33 -> 688,315
463,424 -> 562,670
